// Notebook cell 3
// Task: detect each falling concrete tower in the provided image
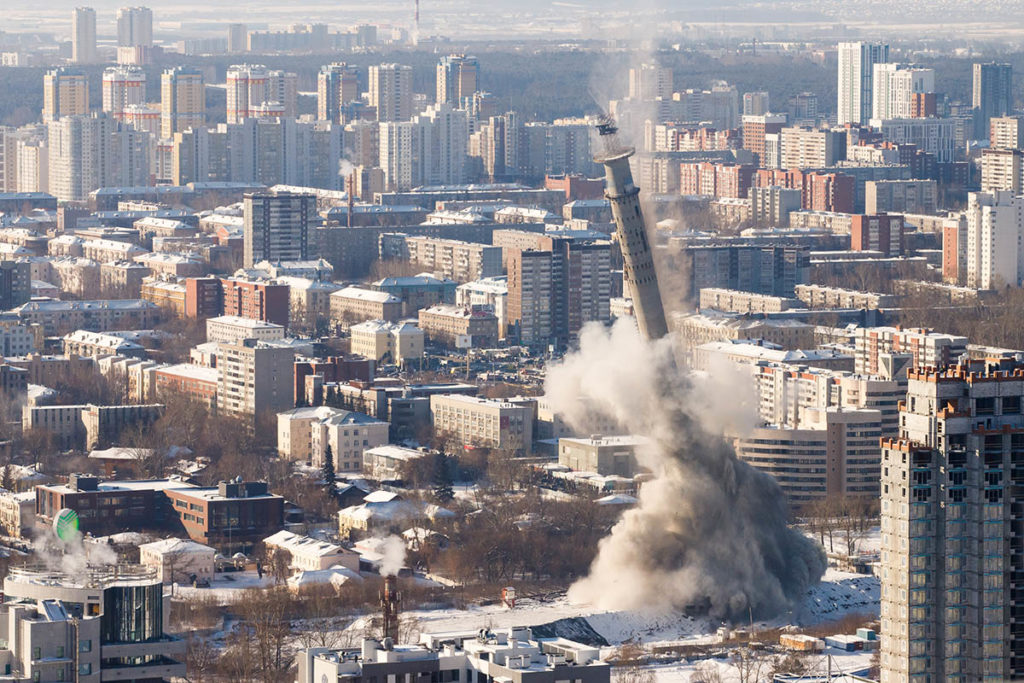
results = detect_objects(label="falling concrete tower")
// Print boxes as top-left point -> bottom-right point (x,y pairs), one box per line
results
595,118 -> 669,341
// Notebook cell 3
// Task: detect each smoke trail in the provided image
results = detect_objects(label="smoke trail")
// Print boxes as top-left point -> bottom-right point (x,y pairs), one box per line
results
368,535 -> 407,577
547,321 -> 826,620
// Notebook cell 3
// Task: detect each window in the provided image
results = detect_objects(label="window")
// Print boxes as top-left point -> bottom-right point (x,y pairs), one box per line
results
78,664 -> 91,675
57,645 -> 64,658
79,639 -> 91,653
32,647 -> 40,660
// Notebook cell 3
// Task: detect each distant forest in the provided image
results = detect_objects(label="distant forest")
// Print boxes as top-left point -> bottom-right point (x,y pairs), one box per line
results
0,45 -> 1017,127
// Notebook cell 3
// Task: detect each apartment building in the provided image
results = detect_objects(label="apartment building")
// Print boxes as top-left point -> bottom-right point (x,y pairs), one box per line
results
418,304 -> 499,348
331,287 -> 403,328
13,299 -> 160,336
216,339 -> 296,420
206,314 -> 285,344
277,405 -> 389,471
380,234 -> 503,283
698,288 -> 799,314
880,361 -> 1024,682
854,326 -> 968,375
349,320 -> 424,366
794,284 -> 897,309
430,394 -> 533,453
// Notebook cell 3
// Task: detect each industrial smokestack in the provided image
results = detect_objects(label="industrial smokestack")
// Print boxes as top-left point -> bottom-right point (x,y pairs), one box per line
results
380,574 -> 400,642
595,118 -> 669,341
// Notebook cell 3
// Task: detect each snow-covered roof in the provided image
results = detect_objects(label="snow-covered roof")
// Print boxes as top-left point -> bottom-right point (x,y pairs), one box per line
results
139,538 -> 215,555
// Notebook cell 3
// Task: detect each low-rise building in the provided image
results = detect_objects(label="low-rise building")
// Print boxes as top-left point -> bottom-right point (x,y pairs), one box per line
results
349,320 -> 424,366
794,284 -> 897,309
62,329 -> 147,359
430,394 -> 534,453
0,489 -> 34,537
362,444 -> 430,481
164,480 -> 284,553
263,530 -> 359,572
13,299 -> 161,336
330,287 -> 403,327
139,537 -> 216,584
206,314 -> 286,343
557,435 -> 649,478
418,304 -> 500,348
698,288 -> 800,314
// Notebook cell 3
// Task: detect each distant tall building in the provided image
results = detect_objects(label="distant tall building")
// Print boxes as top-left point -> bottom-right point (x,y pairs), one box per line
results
964,189 -> 1024,289
628,63 -> 673,100
872,64 -> 935,120
227,23 -> 248,53
72,7 -> 97,64
837,41 -> 890,126
102,66 -> 146,122
880,360 -> 1024,682
436,54 -> 479,105
42,68 -> 89,122
318,63 -> 359,123
787,92 -> 819,122
974,62 -> 1013,139
217,338 -> 296,420
990,114 -> 1024,150
243,192 -> 315,268
742,91 -> 770,116
226,65 -> 295,122
48,114 -> 150,201
161,66 -> 204,139
369,63 -> 413,122
116,6 -> 153,47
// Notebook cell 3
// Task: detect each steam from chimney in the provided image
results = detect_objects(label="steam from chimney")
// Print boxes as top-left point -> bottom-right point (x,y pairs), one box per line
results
546,321 -> 826,620
371,535 -> 407,577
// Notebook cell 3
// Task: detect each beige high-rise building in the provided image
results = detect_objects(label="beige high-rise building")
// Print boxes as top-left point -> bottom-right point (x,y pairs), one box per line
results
102,66 -> 146,121
267,70 -> 298,119
980,147 -> 1024,194
161,67 -> 205,139
43,68 -> 88,122
318,63 -> 359,123
72,7 -> 98,64
990,114 -> 1024,150
216,339 -> 296,420
16,139 -> 48,193
369,63 -> 413,122
48,114 -> 150,201
880,361 -> 1024,682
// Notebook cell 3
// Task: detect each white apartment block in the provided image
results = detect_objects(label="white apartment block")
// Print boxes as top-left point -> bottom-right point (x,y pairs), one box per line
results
854,326 -> 968,376
872,64 -> 934,120
206,315 -> 286,344
965,190 -> 1024,289
277,405 -> 389,470
980,148 -> 1024,194
880,362 -> 1024,682
430,394 -> 534,453
838,42 -> 890,126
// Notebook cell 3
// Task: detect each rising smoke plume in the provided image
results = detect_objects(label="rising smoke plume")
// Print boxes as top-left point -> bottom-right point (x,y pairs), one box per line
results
368,535 -> 407,577
547,321 -> 826,620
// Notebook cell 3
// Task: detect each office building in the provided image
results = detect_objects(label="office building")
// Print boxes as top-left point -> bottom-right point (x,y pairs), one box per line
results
72,6 -> 98,64
160,66 -> 204,139
879,360 -> 1024,682
369,63 -> 413,122
558,435 -> 648,478
973,62 -> 1013,139
164,480 -> 284,552
42,68 -> 88,122
872,64 -> 935,120
101,66 -> 146,121
838,41 -> 890,126
1,564 -> 186,681
317,62 -> 359,123
243,191 -> 315,268
437,54 -> 479,105
297,630 -> 607,683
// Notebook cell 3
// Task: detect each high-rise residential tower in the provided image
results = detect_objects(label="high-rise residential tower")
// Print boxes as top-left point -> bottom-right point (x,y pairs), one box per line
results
974,62 -> 1013,139
161,66 -> 205,139
318,63 -> 360,123
837,41 -> 890,126
72,7 -> 98,64
880,360 -> 1024,682
436,54 -> 479,106
116,6 -> 153,47
243,191 -> 316,267
102,66 -> 146,121
369,63 -> 413,122
43,68 -> 89,122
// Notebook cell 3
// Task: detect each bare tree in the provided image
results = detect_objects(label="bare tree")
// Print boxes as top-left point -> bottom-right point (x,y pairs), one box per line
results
731,647 -> 769,683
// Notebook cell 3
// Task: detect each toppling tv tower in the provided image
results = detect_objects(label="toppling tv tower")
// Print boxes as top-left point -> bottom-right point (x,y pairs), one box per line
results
594,118 -> 669,341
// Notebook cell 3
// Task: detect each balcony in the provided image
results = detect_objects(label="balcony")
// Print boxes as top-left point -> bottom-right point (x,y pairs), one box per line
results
99,657 -> 186,681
